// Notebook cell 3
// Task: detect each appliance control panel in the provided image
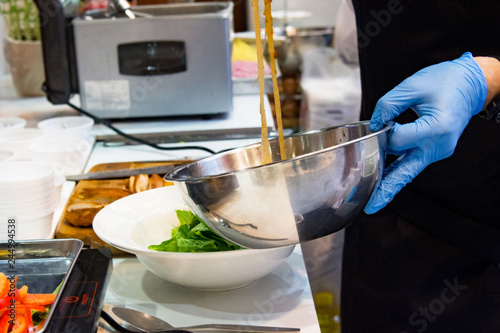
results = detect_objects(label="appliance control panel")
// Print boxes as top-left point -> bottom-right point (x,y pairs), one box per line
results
118,41 -> 187,76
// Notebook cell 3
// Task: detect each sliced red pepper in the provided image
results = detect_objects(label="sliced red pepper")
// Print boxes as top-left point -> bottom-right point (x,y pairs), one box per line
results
25,308 -> 34,333
22,294 -> 56,306
10,314 -> 26,333
13,308 -> 34,333
0,313 -> 10,333
13,290 -> 20,304
17,287 -> 27,303
11,279 -> 20,304
0,305 -> 47,315
0,299 -> 10,311
0,274 -> 7,299
0,275 -> 54,333
14,305 -> 46,313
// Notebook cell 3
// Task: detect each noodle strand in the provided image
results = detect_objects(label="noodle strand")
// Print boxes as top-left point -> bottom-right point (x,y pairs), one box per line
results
252,0 -> 272,164
264,0 -> 286,160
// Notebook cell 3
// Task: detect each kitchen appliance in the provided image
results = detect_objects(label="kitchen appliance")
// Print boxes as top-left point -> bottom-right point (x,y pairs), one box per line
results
34,0 -> 234,119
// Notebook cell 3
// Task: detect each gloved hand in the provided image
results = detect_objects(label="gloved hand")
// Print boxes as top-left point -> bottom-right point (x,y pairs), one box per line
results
364,52 -> 487,214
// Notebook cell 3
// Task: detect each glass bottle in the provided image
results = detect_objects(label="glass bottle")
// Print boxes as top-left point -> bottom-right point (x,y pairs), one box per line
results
314,291 -> 341,333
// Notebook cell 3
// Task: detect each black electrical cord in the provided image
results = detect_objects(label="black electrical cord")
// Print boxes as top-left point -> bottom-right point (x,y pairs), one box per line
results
66,101 -> 218,155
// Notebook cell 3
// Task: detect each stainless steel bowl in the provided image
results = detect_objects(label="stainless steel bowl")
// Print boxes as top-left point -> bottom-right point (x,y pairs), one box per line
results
165,121 -> 392,249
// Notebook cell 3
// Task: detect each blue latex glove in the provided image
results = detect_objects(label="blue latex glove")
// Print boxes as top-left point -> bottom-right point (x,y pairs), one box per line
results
364,52 -> 487,214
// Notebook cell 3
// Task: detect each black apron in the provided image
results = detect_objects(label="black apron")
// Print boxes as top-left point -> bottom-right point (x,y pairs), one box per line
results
341,0 -> 500,332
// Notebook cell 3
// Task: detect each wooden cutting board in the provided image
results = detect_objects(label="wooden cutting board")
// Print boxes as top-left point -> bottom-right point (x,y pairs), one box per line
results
55,160 -> 190,256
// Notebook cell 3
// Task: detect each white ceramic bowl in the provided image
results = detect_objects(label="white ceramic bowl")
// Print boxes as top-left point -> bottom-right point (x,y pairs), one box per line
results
0,212 -> 54,241
0,162 -> 57,219
0,197 -> 57,219
0,128 -> 44,160
0,150 -> 15,163
37,116 -> 94,139
0,161 -> 54,188
0,189 -> 56,203
0,177 -> 56,193
29,137 -> 93,175
93,186 -> 295,291
0,117 -> 26,131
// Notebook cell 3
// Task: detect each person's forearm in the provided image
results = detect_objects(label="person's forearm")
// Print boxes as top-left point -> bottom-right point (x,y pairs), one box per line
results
474,56 -> 500,109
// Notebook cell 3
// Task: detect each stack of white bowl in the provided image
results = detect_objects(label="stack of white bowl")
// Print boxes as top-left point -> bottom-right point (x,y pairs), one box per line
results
37,116 -> 94,140
30,116 -> 94,176
0,117 -> 26,131
0,161 -> 58,240
28,136 -> 93,176
0,116 -> 40,162
0,128 -> 45,161
0,150 -> 15,164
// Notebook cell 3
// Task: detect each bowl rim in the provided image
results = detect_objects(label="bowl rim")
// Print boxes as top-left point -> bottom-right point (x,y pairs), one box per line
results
28,136 -> 90,153
0,150 -> 15,163
0,117 -> 26,129
37,115 -> 94,131
119,241 -> 295,258
0,128 -> 44,142
165,120 -> 393,182
0,161 -> 54,183
93,186 -> 295,257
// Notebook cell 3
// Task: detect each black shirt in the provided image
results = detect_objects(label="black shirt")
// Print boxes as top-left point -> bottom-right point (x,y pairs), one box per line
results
352,0 -> 500,261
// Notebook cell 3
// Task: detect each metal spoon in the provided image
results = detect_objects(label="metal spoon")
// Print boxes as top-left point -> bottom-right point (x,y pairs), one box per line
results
101,310 -> 192,333
112,307 -> 301,333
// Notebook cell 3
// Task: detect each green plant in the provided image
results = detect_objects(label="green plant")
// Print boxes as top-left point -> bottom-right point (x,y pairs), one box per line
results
1,0 -> 40,41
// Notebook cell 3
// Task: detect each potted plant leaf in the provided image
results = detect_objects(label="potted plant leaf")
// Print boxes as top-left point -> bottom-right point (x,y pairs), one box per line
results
1,0 -> 45,96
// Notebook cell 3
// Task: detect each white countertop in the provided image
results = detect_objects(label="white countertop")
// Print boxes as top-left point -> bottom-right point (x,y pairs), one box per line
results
103,253 -> 319,332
